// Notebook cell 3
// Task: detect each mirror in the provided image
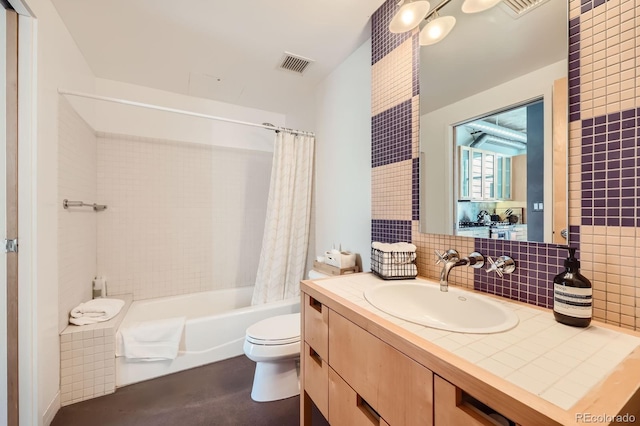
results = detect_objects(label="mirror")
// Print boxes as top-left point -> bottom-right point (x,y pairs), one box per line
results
418,0 -> 568,243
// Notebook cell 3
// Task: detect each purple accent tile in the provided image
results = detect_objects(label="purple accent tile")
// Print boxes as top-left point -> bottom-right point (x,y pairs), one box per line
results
371,0 -> 412,65
622,208 -> 634,217
621,108 -> 635,119
371,219 -> 412,244
622,118 -> 635,129
372,100 -> 412,167
412,157 -> 419,221
569,38 -> 580,51
621,129 -> 634,139
607,131 -> 621,141
412,33 -> 419,97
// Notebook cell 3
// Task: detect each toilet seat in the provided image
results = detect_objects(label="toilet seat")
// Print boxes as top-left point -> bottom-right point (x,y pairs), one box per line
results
245,313 -> 300,345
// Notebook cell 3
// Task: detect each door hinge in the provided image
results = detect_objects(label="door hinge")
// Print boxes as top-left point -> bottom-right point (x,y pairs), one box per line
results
4,239 -> 18,253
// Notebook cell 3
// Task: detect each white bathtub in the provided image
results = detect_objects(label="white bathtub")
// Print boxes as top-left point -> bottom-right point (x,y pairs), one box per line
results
115,286 -> 300,387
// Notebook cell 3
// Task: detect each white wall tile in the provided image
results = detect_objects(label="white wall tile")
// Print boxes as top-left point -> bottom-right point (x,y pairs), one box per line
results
96,133 -> 271,300
58,97 -> 98,332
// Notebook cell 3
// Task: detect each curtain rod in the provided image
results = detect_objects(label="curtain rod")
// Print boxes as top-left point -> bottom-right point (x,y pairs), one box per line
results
57,89 -> 315,137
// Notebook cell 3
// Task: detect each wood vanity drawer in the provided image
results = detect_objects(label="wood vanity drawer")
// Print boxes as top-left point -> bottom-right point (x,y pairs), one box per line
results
329,310 -> 433,426
434,375 -> 516,426
304,294 -> 329,360
303,343 -> 328,419
329,367 -> 390,426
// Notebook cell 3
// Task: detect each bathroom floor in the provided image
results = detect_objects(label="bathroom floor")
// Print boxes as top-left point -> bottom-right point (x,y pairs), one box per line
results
52,355 -> 328,426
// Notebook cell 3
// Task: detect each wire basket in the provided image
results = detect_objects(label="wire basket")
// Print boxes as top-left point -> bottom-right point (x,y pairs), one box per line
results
371,248 -> 417,280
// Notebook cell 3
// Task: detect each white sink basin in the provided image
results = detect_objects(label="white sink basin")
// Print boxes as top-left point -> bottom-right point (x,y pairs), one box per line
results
364,281 -> 519,334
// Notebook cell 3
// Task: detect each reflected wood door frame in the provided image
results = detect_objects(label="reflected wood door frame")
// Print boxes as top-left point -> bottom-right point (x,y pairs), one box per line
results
6,7 -> 18,426
552,77 -> 568,245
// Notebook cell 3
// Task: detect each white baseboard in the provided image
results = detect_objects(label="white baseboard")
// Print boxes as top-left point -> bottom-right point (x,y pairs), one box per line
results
42,392 -> 60,426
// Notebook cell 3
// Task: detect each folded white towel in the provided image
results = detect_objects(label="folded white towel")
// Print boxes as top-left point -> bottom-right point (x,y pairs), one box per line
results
69,298 -> 125,326
119,317 -> 186,362
372,241 -> 417,253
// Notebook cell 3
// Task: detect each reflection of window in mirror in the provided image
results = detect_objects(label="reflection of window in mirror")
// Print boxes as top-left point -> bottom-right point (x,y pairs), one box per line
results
454,99 -> 543,242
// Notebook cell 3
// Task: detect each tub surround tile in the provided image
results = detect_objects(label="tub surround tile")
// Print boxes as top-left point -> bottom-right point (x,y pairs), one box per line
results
60,295 -> 131,406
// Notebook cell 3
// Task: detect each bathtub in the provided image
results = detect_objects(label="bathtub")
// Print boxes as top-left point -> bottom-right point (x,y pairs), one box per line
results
115,286 -> 300,387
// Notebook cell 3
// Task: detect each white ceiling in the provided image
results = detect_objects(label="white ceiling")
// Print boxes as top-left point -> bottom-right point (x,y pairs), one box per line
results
51,0 -> 386,114
420,0 -> 567,114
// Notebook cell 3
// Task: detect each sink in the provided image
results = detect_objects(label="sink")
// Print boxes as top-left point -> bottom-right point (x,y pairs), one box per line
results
364,281 -> 519,334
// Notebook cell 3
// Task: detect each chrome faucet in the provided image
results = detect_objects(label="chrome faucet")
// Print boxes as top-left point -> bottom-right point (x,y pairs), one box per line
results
435,249 -> 485,292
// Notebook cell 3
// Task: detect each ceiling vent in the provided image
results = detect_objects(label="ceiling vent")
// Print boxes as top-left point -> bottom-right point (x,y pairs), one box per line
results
278,52 -> 314,75
501,0 -> 551,18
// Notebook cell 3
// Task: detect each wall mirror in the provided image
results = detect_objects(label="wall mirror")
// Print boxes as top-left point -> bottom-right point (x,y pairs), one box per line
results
418,0 -> 568,243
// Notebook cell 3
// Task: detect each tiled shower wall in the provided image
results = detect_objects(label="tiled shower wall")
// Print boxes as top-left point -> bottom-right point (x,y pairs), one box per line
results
371,0 -> 640,330
58,97 -> 98,332
59,98 -> 272,313
97,133 -> 272,300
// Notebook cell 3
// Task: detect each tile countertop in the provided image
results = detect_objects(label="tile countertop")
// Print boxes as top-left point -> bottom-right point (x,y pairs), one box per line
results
301,273 -> 640,423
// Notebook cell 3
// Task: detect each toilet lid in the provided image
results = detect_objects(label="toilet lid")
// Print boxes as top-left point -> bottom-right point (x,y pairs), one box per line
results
246,313 -> 301,345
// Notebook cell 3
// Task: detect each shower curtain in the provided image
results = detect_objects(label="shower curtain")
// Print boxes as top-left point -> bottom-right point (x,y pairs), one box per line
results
251,131 -> 315,305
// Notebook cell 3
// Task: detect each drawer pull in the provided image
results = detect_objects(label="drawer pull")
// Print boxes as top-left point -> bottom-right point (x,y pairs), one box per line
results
460,391 -> 515,426
309,346 -> 322,366
357,394 -> 381,424
309,296 -> 322,313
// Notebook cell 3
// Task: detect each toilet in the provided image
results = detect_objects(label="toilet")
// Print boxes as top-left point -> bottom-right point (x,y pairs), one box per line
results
243,269 -> 329,402
243,312 -> 302,402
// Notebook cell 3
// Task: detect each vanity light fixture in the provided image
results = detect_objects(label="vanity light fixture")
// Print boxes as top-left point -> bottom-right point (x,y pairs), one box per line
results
389,0 -> 432,33
392,0 -> 504,46
461,0 -> 502,13
419,13 -> 456,45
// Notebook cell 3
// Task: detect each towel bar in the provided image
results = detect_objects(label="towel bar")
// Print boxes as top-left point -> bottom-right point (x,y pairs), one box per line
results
63,199 -> 108,212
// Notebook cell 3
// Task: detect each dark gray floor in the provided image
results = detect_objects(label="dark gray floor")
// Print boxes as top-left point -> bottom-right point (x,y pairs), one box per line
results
52,355 -> 328,426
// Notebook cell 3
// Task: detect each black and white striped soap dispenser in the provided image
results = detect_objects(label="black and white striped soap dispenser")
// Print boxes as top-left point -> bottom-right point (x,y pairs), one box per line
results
553,246 -> 592,327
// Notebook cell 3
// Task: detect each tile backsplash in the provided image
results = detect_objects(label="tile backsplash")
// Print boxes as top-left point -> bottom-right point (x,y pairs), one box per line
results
371,0 -> 640,330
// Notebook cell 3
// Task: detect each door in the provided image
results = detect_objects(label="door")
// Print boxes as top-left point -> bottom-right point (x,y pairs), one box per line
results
2,6 -> 19,426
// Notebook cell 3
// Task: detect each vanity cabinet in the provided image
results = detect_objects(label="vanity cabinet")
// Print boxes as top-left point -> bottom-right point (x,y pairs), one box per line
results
302,275 -> 640,426
301,294 -> 433,426
459,146 -> 512,202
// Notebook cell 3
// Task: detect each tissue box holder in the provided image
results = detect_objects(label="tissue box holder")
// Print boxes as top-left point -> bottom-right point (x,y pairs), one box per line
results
324,251 -> 356,269
371,248 -> 417,280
